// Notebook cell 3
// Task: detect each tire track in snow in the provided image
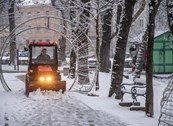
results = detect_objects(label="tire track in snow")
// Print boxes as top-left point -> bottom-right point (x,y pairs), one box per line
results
3,91 -> 128,126
4,112 -> 9,126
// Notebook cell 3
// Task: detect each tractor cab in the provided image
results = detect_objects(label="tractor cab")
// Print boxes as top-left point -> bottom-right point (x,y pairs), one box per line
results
25,41 -> 66,97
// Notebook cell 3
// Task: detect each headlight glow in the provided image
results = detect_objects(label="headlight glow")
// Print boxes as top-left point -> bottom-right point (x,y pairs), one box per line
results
46,76 -> 52,82
39,76 -> 52,82
39,76 -> 45,81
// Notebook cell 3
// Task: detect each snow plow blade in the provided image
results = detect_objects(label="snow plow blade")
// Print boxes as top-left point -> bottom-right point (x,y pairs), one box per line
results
27,81 -> 66,93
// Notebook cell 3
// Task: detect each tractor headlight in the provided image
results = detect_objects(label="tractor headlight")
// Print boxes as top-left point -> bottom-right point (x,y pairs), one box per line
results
46,76 -> 52,82
39,76 -> 52,82
39,76 -> 45,81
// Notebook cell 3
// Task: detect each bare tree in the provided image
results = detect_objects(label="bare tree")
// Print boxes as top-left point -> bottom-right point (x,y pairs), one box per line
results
145,0 -> 157,117
68,49 -> 76,79
110,0 -> 146,80
167,0 -> 173,34
0,0 -> 8,32
99,0 -> 113,73
51,0 -> 67,62
58,0 -> 69,62
111,0 -> 146,40
108,0 -> 136,98
111,1 -> 122,40
95,0 -> 100,90
8,0 -> 16,67
68,0 -> 76,79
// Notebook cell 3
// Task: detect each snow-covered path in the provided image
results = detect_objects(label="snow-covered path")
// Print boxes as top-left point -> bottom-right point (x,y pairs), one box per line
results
0,71 -> 127,126
0,91 -> 127,126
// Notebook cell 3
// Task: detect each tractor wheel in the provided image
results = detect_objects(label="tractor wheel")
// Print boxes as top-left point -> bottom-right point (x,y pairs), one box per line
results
25,90 -> 29,97
25,85 -> 29,97
25,77 -> 29,97
62,90 -> 65,94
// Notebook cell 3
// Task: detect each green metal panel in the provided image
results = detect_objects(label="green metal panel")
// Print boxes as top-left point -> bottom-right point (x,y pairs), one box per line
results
165,51 -> 173,64
153,32 -> 173,73
165,65 -> 173,73
153,51 -> 164,64
154,42 -> 163,49
153,65 -> 164,73
165,41 -> 173,49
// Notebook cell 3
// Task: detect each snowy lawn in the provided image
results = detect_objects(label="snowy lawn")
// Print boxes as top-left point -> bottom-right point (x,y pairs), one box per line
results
69,72 -> 167,126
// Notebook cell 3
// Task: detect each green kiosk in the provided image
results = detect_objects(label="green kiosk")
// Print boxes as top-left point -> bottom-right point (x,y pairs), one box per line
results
153,31 -> 173,74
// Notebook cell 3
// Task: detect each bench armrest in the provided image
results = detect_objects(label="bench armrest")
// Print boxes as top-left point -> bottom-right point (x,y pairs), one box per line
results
120,82 -> 146,102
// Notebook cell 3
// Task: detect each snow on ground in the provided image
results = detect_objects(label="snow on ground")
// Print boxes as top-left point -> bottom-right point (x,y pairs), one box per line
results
0,90 -> 126,126
0,65 -> 169,126
70,72 -> 168,126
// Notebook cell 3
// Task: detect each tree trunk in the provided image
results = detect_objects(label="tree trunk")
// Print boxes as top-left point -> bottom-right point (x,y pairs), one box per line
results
100,4 -> 112,73
69,0 -> 76,78
167,0 -> 173,34
51,0 -> 66,62
100,42 -> 111,73
95,0 -> 100,90
68,49 -> 76,79
8,0 -> 16,66
108,0 -> 136,98
111,0 -> 145,40
111,3 -> 122,40
59,36 -> 66,61
145,0 -> 156,117
59,0 -> 68,62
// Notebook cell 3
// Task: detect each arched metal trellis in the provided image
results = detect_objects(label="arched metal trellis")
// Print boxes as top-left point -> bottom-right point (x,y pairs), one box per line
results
158,74 -> 173,126
0,16 -> 98,93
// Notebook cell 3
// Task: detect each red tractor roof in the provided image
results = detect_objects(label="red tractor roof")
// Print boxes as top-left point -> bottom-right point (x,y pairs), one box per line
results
29,41 -> 58,46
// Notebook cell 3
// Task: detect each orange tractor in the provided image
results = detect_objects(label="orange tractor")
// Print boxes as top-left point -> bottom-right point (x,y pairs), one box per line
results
25,41 -> 66,97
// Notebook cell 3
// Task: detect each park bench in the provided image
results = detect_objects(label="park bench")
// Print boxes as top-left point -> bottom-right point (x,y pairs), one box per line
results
119,77 -> 146,111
